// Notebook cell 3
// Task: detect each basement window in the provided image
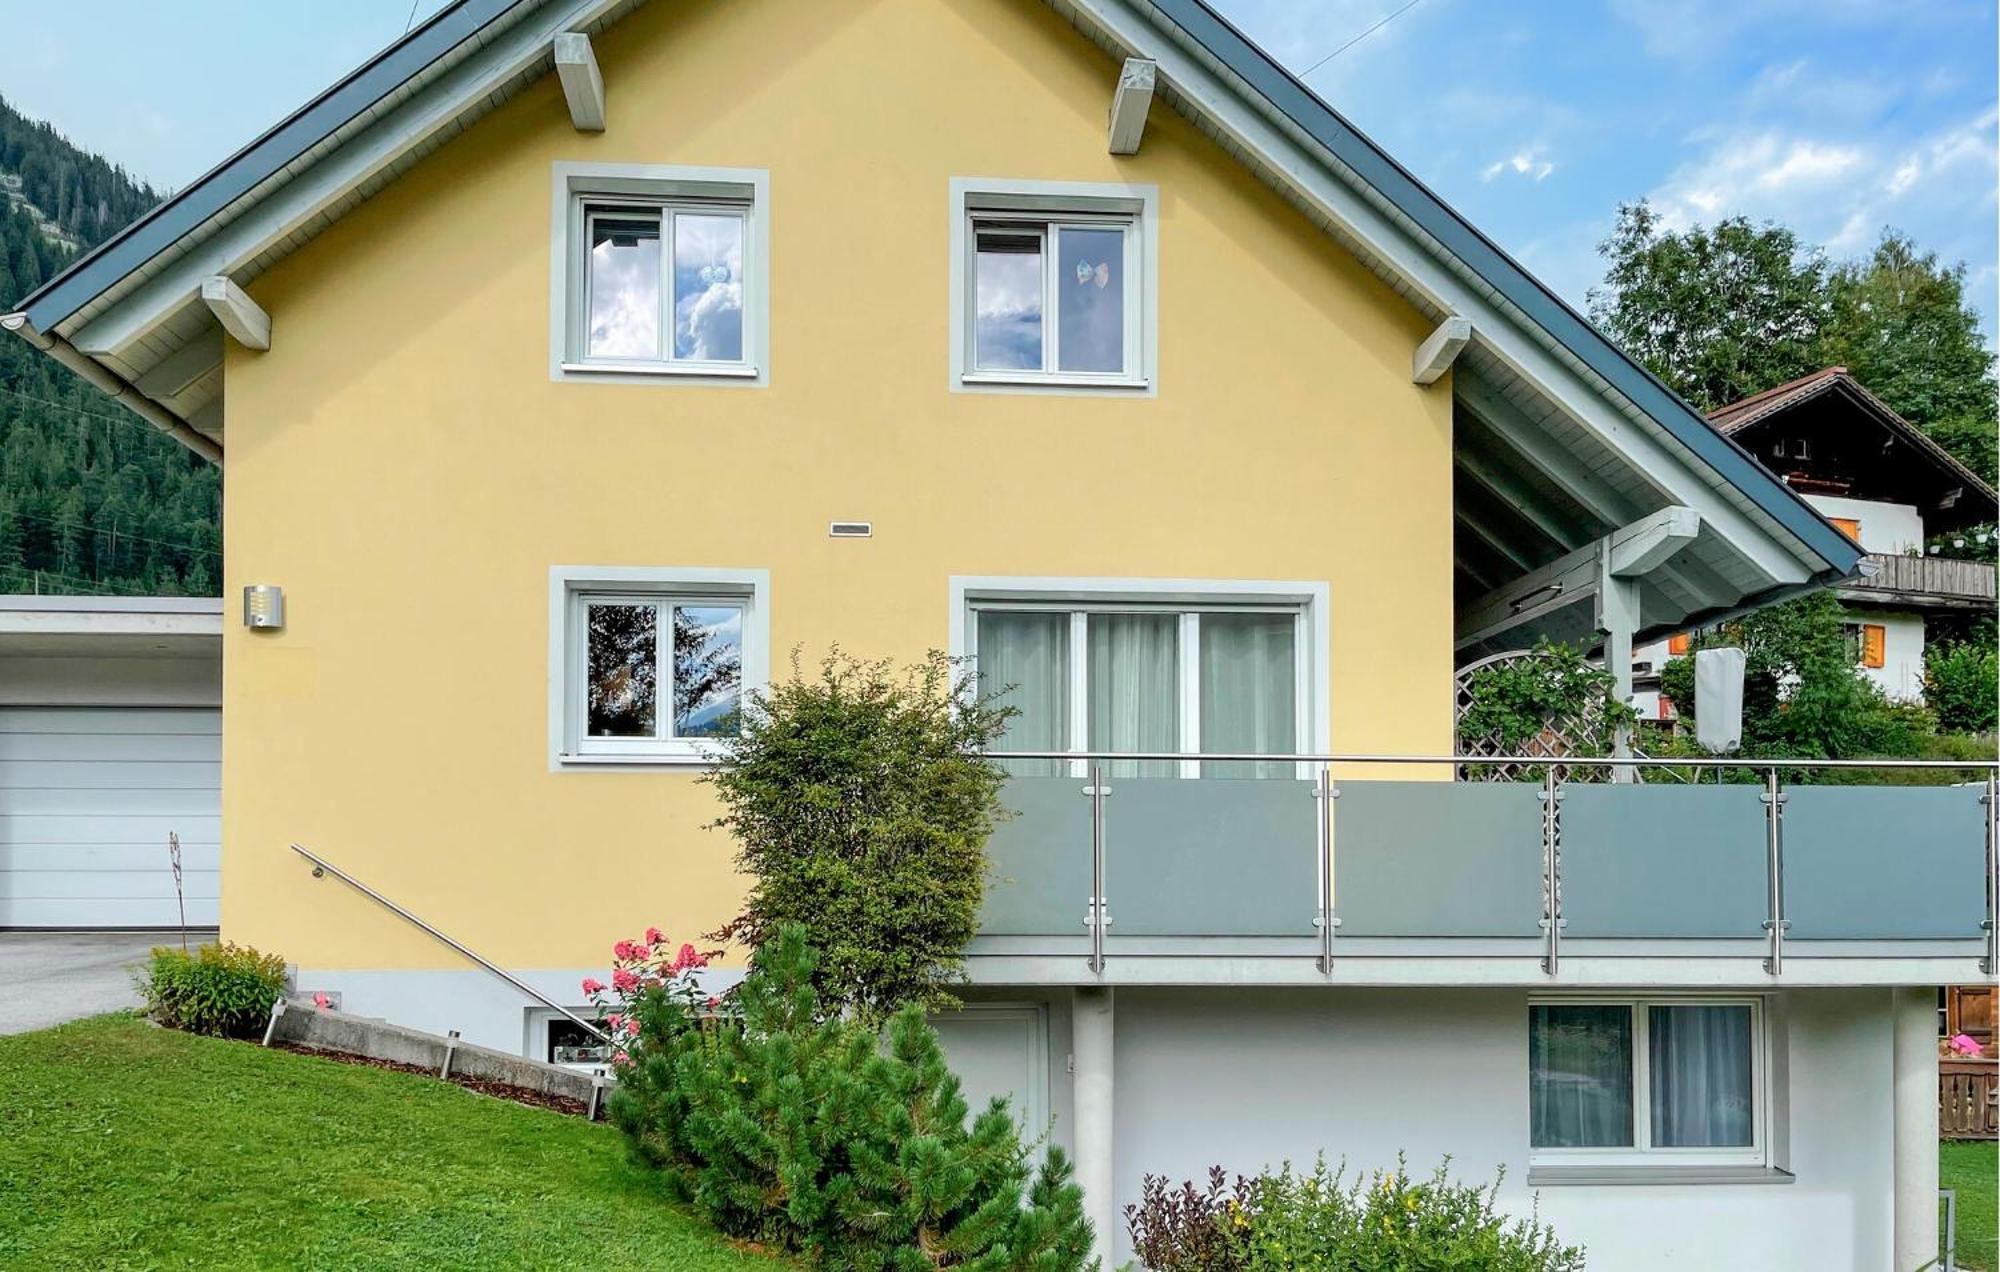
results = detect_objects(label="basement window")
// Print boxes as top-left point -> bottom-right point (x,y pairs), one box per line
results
950,180 -> 1157,393
1528,997 -> 1768,1169
551,163 -> 769,385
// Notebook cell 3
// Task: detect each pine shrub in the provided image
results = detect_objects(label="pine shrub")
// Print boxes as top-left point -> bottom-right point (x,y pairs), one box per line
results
138,942 -> 287,1038
606,924 -> 1096,1270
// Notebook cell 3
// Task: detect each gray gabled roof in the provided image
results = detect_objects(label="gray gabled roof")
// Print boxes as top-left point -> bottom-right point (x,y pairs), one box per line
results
8,0 -> 1861,588
16,0 -> 519,334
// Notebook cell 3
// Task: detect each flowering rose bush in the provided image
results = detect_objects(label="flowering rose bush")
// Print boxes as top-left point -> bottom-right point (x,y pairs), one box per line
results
580,928 -> 728,1072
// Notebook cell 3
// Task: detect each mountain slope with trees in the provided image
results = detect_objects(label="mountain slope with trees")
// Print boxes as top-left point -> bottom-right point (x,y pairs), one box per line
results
0,93 -> 219,597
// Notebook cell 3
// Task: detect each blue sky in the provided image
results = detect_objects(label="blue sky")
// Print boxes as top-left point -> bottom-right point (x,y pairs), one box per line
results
3,1 -> 1994,340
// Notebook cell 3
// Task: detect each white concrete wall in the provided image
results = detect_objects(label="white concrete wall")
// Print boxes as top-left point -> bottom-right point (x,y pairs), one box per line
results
1802,495 -> 1925,555
1100,987 -> 1894,1270
1860,610 -> 1926,702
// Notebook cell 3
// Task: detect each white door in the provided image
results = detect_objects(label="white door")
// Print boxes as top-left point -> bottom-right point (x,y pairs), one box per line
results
931,1004 -> 1050,1140
0,707 -> 221,928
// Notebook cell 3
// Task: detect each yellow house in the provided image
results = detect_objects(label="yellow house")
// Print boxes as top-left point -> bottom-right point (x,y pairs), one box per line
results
7,2 -> 1985,1267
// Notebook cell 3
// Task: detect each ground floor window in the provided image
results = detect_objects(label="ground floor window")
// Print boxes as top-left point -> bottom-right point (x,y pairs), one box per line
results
1529,997 -> 1765,1165
544,1014 -> 614,1067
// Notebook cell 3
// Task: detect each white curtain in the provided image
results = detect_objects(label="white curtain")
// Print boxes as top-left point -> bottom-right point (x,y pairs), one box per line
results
1088,613 -> 1179,779
1199,613 -> 1296,779
1650,1005 -> 1754,1147
978,611 -> 1069,778
1529,1005 -> 1634,1148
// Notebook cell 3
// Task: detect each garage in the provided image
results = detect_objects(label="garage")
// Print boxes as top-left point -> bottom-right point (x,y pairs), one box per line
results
0,599 -> 222,929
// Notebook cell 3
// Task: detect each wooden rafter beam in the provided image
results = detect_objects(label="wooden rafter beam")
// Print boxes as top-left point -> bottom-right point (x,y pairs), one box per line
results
554,33 -> 605,132
1108,58 -> 1156,154
1413,315 -> 1470,385
199,276 -> 269,351
1454,505 -> 1700,651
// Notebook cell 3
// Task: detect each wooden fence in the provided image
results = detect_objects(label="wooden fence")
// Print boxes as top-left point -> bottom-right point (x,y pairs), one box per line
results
1941,1058 -> 1997,1139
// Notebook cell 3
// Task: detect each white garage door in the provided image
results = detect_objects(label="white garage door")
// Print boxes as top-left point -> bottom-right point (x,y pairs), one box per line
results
0,707 -> 220,928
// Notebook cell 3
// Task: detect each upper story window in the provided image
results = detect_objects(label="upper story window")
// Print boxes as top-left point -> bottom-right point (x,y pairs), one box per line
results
551,163 -> 769,385
951,180 -> 1157,395
549,566 -> 770,767
1529,997 -> 1767,1168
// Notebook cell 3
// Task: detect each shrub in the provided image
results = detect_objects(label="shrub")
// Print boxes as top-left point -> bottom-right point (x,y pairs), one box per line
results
1126,1157 -> 1582,1272
1926,638 -> 1998,735
1458,638 -> 1636,759
139,942 -> 287,1038
604,924 -> 1096,1270
707,648 -> 1013,1021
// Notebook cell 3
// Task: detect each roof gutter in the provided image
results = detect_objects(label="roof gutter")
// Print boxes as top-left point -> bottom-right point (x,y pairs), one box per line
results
0,311 -> 222,464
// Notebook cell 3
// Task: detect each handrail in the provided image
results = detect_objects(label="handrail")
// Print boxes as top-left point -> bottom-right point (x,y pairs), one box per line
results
984,749 -> 1998,771
289,843 -> 610,1044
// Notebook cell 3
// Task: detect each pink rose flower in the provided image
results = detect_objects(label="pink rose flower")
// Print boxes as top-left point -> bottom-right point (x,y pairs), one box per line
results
605,1013 -> 624,1030
672,943 -> 707,973
312,992 -> 331,1010
612,967 -> 640,993
612,940 -> 637,962
581,977 -> 606,996
645,927 -> 665,946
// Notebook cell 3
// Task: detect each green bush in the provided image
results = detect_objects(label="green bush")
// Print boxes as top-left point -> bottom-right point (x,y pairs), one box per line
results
138,942 -> 287,1038
1926,638 -> 1998,735
706,649 -> 1013,1022
607,924 -> 1096,1270
1127,1157 -> 1582,1272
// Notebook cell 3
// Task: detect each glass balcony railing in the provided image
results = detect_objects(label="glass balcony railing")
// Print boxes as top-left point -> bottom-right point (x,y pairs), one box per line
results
974,752 -> 1999,977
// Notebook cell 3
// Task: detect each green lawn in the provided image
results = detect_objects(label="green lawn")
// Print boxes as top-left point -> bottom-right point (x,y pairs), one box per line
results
0,1014 -> 789,1270
1945,1139 -> 1997,1272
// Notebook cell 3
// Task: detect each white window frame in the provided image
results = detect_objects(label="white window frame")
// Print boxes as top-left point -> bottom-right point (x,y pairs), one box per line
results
949,178 -> 1158,396
948,576 -> 1329,775
529,1007 -> 615,1071
1528,994 -> 1771,1170
548,565 -> 770,769
549,162 -> 770,386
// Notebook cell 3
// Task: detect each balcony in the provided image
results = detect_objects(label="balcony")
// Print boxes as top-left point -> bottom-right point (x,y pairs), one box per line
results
1838,553 -> 1997,611
967,752 -> 1999,987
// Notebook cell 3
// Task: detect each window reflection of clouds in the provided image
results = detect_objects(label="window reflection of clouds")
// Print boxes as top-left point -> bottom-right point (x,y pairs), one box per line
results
587,216 -> 661,359
975,232 -> 1043,370
673,214 -> 744,362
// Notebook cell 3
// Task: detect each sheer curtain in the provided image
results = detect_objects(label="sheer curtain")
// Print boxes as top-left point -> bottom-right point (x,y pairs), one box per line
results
1529,1005 -> 1634,1148
1199,613 -> 1296,779
1650,1005 -> 1754,1147
1088,613 -> 1178,779
977,611 -> 1069,778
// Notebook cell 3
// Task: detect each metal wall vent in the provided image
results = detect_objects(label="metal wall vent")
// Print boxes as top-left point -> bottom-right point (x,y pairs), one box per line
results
829,521 -> 873,538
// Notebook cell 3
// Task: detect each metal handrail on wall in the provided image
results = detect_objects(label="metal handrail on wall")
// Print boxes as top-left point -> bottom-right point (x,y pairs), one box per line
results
983,750 -> 2000,980
289,843 -> 610,1043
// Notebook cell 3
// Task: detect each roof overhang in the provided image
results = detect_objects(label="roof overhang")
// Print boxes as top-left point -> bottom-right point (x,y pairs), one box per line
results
0,595 -> 223,661
4,0 -> 1862,650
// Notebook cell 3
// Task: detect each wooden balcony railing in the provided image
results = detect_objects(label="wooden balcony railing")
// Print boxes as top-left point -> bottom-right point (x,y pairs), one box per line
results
1941,1058 -> 1998,1140
1841,554 -> 1997,606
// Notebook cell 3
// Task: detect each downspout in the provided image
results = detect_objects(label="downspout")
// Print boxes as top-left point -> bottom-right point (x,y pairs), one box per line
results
0,311 -> 223,464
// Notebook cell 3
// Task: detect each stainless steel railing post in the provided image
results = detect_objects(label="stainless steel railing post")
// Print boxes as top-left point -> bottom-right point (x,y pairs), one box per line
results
1983,773 -> 1998,977
1084,761 -> 1109,977
1539,766 -> 1563,976
1315,764 -> 1337,977
1761,768 -> 1788,976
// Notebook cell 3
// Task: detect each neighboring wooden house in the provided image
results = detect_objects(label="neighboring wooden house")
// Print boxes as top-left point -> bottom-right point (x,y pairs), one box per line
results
1636,367 -> 1998,714
4,3 -> 1982,1268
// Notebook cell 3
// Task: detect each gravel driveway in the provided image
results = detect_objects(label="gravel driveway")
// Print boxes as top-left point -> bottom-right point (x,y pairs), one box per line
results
0,931 -> 204,1036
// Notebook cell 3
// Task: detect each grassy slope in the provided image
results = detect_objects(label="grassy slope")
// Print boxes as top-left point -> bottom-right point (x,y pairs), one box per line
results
1944,1139 -> 1997,1272
0,1014 -> 787,1271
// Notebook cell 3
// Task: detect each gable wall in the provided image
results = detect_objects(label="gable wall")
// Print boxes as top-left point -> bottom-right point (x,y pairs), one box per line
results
220,0 -> 1453,968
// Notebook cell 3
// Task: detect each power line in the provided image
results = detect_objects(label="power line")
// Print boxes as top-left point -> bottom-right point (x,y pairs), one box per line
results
7,507 -> 221,558
0,383 -> 153,431
1296,0 -> 1428,80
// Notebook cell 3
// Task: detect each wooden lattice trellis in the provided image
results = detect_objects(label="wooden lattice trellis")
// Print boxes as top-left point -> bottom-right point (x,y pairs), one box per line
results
1453,648 -> 1631,783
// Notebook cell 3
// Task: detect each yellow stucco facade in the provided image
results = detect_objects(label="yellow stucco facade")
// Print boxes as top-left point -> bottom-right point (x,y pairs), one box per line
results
221,0 -> 1453,971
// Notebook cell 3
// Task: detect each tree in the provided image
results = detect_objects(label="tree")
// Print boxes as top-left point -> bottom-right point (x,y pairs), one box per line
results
1589,201 -> 1829,411
707,650 -> 1013,1021
1822,231 -> 1998,483
606,925 -> 1098,1269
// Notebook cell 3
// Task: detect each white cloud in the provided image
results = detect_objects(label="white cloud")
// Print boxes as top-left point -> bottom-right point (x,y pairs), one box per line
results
1482,148 -> 1556,182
